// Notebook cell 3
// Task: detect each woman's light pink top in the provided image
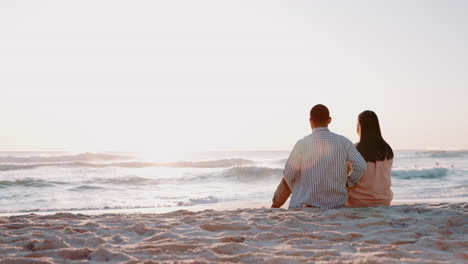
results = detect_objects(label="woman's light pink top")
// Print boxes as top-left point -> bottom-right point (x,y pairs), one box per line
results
347,159 -> 393,207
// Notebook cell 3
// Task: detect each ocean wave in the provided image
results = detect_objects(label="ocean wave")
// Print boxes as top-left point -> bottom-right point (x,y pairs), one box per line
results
69,185 -> 105,191
0,165 -> 282,189
165,159 -> 254,168
0,164 -> 40,171
89,176 -> 161,185
0,179 -> 66,188
75,158 -> 253,169
0,158 -> 255,171
392,168 -> 451,179
144,166 -> 284,183
0,152 -> 132,164
417,150 -> 468,158
177,196 -> 220,206
0,163 -> 95,171
221,166 -> 283,181
189,196 -> 219,204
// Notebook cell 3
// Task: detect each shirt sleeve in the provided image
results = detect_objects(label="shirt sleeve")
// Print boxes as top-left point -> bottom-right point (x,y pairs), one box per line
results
345,139 -> 367,187
283,140 -> 302,188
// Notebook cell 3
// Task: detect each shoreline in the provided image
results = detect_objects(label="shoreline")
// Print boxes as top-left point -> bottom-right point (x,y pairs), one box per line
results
1,197 -> 467,217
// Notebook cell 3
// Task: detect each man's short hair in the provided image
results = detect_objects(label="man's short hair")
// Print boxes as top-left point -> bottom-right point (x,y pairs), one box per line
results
310,104 -> 330,123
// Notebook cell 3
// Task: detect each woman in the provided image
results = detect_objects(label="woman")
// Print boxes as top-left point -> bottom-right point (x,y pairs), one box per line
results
347,110 -> 394,207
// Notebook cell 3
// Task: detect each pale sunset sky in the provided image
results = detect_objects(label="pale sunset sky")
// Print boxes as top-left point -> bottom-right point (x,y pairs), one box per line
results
0,0 -> 467,153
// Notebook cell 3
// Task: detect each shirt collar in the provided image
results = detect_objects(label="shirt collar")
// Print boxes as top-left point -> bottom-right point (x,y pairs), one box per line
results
312,127 -> 330,132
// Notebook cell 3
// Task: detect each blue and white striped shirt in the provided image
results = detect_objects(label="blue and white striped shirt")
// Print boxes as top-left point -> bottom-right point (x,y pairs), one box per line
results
284,127 -> 367,209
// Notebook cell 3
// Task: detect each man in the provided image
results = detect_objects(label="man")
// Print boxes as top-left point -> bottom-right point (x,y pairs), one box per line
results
272,104 -> 366,209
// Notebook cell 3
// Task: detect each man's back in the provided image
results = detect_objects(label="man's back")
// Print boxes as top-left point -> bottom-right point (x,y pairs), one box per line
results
284,127 -> 366,209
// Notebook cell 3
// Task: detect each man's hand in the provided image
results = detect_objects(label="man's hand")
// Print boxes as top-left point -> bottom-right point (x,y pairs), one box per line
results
271,178 -> 292,208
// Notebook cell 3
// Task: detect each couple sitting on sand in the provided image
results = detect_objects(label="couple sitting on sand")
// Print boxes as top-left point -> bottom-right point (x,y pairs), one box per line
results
272,104 -> 394,209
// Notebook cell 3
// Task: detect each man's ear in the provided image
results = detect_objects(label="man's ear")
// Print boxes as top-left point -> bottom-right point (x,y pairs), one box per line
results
328,117 -> 332,125
309,118 -> 315,128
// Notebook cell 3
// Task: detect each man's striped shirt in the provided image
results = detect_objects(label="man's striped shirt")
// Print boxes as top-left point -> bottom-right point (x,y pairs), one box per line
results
284,127 -> 367,209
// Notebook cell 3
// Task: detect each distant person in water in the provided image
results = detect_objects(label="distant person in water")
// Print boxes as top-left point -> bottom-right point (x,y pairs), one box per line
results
346,110 -> 394,207
271,104 -> 367,209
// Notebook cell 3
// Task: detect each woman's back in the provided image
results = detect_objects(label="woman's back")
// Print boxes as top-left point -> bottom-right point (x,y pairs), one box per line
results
347,159 -> 393,207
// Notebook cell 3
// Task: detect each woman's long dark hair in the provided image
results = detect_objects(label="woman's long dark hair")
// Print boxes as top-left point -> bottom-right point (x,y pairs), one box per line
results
356,110 -> 394,162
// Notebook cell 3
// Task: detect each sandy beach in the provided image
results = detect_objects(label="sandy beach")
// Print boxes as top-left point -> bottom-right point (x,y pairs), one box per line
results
0,202 -> 466,264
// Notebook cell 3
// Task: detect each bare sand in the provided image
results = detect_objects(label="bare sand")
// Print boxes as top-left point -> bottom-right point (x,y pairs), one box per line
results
0,203 -> 467,264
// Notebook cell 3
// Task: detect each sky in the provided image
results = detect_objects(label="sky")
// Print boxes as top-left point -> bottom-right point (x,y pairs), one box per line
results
0,0 -> 467,153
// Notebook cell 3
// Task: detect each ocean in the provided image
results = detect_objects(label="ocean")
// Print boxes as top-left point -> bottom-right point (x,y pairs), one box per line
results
0,150 -> 467,215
